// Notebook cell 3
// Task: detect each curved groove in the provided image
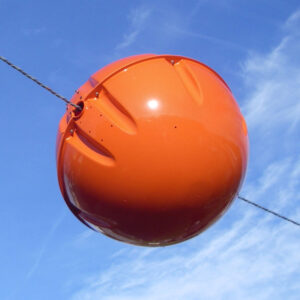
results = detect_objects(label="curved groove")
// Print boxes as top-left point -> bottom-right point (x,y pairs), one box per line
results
67,128 -> 115,167
173,60 -> 203,105
98,87 -> 137,135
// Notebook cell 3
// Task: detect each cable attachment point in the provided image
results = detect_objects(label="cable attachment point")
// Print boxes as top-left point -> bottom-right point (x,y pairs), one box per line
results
70,102 -> 82,110
72,101 -> 84,116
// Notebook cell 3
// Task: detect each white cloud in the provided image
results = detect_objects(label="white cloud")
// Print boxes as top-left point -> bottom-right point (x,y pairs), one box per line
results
21,27 -> 46,36
70,9 -> 300,300
115,6 -> 151,51
26,211 -> 66,279
6,211 -> 66,300
167,25 -> 247,52
284,9 -> 300,30
242,11 -> 300,132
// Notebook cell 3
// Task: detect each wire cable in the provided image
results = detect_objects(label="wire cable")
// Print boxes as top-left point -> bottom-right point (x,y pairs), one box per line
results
238,195 -> 300,227
0,55 -> 81,110
1,55 -> 299,228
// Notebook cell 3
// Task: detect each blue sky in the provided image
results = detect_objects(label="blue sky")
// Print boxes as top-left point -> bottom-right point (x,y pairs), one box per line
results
1,1 -> 300,299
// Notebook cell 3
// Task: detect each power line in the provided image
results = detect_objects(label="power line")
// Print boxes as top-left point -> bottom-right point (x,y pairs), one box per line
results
0,55 -> 81,110
1,55 -> 299,229
238,195 -> 300,227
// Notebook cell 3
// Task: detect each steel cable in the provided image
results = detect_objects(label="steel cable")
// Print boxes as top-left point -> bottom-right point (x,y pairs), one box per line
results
1,55 -> 299,228
0,55 -> 81,110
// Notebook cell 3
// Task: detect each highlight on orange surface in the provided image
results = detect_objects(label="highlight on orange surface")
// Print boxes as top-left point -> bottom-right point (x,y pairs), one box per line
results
56,54 -> 249,246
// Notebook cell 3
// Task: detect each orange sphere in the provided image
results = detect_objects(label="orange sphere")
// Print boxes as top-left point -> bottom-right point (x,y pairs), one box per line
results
56,54 -> 249,246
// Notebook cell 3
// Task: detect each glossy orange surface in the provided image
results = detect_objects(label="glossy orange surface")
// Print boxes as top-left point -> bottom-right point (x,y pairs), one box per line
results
56,54 -> 249,246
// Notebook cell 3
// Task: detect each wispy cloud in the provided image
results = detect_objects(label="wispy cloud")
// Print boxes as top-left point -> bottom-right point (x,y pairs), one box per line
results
284,9 -> 300,30
168,25 -> 247,53
26,211 -> 66,279
242,11 -> 300,132
73,229 -> 94,247
21,27 -> 46,36
115,6 -> 152,51
5,211 -> 66,300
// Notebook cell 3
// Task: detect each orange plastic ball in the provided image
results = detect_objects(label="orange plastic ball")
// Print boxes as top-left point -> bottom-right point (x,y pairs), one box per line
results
56,54 -> 249,246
